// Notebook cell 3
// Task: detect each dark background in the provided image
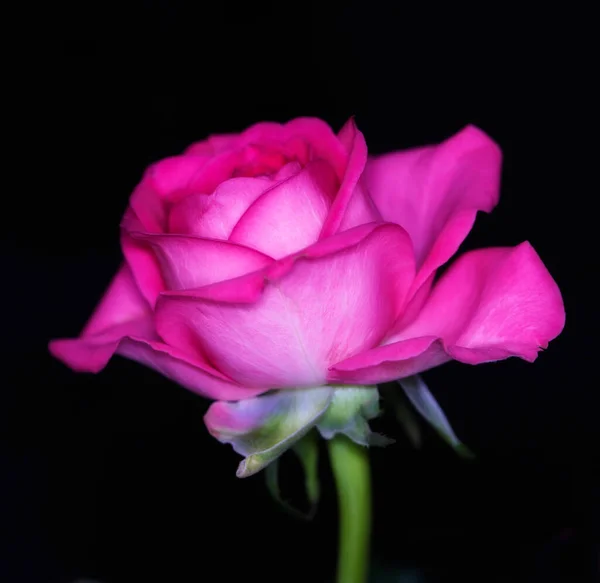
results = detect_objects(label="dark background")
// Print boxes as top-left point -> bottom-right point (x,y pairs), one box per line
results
3,2 -> 597,582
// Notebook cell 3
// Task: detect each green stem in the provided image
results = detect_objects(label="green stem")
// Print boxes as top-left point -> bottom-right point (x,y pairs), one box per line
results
328,435 -> 371,583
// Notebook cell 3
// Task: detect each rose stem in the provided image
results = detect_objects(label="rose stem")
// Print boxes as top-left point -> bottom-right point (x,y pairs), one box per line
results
328,435 -> 371,583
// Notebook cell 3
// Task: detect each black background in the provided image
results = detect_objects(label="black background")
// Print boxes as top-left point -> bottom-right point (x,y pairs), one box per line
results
3,2 -> 597,582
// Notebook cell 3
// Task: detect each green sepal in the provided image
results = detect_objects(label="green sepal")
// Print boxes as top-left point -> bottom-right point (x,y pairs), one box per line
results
397,375 -> 475,459
265,430 -> 320,520
316,385 -> 392,446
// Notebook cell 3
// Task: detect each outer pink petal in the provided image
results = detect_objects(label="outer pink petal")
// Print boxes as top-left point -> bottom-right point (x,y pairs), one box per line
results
229,160 -> 337,258
328,336 -> 449,384
128,154 -> 212,234
329,243 -> 565,384
320,118 -> 381,238
79,263 -> 152,336
128,179 -> 166,234
147,155 -> 212,201
155,222 -> 416,389
50,321 -> 265,401
48,266 -> 264,400
167,176 -> 272,239
122,154 -> 218,305
129,232 -> 274,290
405,243 -> 565,361
121,209 -> 167,307
123,173 -> 288,304
363,125 -> 502,289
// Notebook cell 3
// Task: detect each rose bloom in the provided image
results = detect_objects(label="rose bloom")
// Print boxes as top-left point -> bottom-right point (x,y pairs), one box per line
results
50,118 -> 564,472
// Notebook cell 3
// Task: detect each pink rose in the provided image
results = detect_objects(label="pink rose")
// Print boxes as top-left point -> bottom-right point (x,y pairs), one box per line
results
50,117 -> 564,474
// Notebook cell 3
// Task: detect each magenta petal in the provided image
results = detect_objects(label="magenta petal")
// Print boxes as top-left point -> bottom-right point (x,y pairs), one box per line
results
229,160 -> 337,258
363,125 -> 502,288
129,232 -> 274,290
50,323 -> 265,401
48,265 -> 261,400
121,209 -> 167,307
115,338 -> 266,401
127,154 -> 212,236
128,179 -> 167,234
273,161 -> 303,181
395,243 -> 565,352
183,118 -> 348,194
330,242 -> 564,384
407,242 -> 566,363
185,133 -> 240,156
281,117 -> 347,179
155,222 -> 416,389
337,116 -> 358,152
168,176 -> 271,239
80,263 -> 151,336
148,155 -> 212,201
232,117 -> 349,180
320,118 -> 381,238
50,318 -> 156,373
48,264 -> 261,399
328,336 -> 449,384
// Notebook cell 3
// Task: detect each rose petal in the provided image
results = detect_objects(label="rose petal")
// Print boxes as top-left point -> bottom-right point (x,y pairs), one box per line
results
231,117 -> 349,180
320,118 -> 381,238
49,266 -> 263,399
328,336 -> 449,385
156,222 -> 416,389
204,387 -> 333,477
229,160 -> 337,258
330,274 -> 438,385
122,207 -> 170,307
124,175 -> 276,305
183,118 -> 349,193
115,336 -> 266,401
398,243 -> 565,357
79,263 -> 151,337
148,155 -> 212,201
49,264 -> 264,400
132,118 -> 347,234
363,125 -> 502,290
337,116 -> 359,152
128,179 -> 166,234
50,321 -> 265,401
127,154 -> 213,235
186,133 -> 240,156
129,232 -> 274,290
329,242 -> 565,384
273,161 -> 303,181
168,176 -> 271,239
